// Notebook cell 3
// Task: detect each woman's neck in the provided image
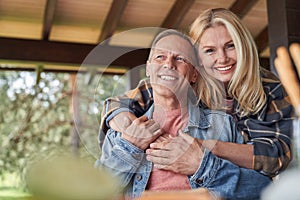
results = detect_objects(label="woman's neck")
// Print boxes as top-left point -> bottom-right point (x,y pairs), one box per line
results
224,81 -> 230,98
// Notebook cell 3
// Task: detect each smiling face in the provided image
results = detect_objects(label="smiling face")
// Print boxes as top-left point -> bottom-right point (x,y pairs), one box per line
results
198,25 -> 237,85
146,34 -> 198,103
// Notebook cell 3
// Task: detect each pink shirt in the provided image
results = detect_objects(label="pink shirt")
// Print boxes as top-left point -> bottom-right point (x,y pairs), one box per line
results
146,107 -> 191,191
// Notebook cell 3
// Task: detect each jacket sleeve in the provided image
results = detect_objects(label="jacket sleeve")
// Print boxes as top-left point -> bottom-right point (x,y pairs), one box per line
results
100,79 -> 154,135
237,73 -> 294,177
189,150 -> 272,200
97,128 -> 146,189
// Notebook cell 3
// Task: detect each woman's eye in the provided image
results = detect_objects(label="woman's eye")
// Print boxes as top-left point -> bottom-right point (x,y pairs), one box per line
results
204,49 -> 214,54
226,43 -> 235,49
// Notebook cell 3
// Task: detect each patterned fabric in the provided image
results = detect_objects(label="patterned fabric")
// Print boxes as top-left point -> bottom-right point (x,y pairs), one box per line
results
100,70 -> 294,177
236,70 -> 294,177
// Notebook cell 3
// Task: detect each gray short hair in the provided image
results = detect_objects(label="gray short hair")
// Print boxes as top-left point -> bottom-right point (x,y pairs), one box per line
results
148,29 -> 200,68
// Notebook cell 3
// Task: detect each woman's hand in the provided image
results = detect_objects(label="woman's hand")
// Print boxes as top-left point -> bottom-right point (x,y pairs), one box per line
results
146,132 -> 203,175
122,116 -> 164,150
109,112 -> 137,133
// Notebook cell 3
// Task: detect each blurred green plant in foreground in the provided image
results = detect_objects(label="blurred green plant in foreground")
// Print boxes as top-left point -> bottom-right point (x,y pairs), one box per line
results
25,151 -> 122,200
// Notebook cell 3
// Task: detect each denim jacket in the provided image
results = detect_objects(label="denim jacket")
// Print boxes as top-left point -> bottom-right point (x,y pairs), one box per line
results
96,101 -> 271,200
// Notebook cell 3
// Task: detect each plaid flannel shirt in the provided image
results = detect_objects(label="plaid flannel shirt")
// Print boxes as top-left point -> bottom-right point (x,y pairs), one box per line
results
100,71 -> 294,177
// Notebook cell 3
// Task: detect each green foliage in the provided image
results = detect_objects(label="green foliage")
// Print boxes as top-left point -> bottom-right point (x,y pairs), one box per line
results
25,153 -> 122,200
74,72 -> 128,158
0,71 -> 71,186
0,70 -> 127,189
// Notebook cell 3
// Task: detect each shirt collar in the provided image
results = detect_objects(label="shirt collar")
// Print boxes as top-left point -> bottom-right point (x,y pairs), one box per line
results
144,98 -> 211,130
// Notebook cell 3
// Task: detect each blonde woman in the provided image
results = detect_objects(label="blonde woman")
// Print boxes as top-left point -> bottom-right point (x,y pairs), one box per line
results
100,9 -> 293,178
189,8 -> 293,176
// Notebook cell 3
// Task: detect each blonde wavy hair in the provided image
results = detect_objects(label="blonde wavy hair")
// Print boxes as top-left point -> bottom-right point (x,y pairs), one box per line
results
189,8 -> 276,116
195,67 -> 226,110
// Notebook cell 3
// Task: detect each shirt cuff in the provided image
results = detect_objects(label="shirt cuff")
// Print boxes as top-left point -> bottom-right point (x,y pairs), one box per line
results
113,137 -> 145,168
190,149 -> 220,187
117,137 -> 143,153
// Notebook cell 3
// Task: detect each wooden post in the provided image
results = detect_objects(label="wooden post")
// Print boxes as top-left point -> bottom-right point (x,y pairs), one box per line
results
267,0 -> 300,81
69,74 -> 80,155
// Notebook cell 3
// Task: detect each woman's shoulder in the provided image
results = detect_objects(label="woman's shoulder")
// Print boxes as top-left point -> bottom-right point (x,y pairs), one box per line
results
260,68 -> 287,98
260,67 -> 279,81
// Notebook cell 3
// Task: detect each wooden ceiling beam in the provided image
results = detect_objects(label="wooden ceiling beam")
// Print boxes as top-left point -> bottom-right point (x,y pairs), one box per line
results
161,0 -> 195,28
229,0 -> 270,58
0,66 -> 125,75
98,0 -> 128,43
229,0 -> 259,18
255,26 -> 269,54
0,37 -> 149,68
42,0 -> 57,40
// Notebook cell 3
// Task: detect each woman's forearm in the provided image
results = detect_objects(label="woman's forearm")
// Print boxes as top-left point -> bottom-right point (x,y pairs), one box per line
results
109,112 -> 137,133
202,140 -> 254,169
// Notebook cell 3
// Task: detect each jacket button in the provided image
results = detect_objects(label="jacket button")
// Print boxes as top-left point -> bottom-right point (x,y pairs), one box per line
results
196,178 -> 203,184
136,174 -> 142,181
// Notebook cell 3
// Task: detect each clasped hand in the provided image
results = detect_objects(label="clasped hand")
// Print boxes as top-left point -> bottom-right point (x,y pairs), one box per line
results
146,132 -> 203,175
116,114 -> 204,175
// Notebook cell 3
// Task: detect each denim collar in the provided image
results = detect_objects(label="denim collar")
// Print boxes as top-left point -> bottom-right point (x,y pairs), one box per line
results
144,98 -> 211,131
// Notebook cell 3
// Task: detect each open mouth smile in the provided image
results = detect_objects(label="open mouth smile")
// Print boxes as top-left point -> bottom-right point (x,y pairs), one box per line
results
215,64 -> 234,72
215,64 -> 234,71
159,75 -> 177,81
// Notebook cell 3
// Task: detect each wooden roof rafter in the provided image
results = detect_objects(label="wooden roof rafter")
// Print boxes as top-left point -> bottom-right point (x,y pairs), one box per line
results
255,26 -> 269,54
98,0 -> 128,43
42,0 -> 57,40
229,0 -> 259,18
162,0 -> 195,29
